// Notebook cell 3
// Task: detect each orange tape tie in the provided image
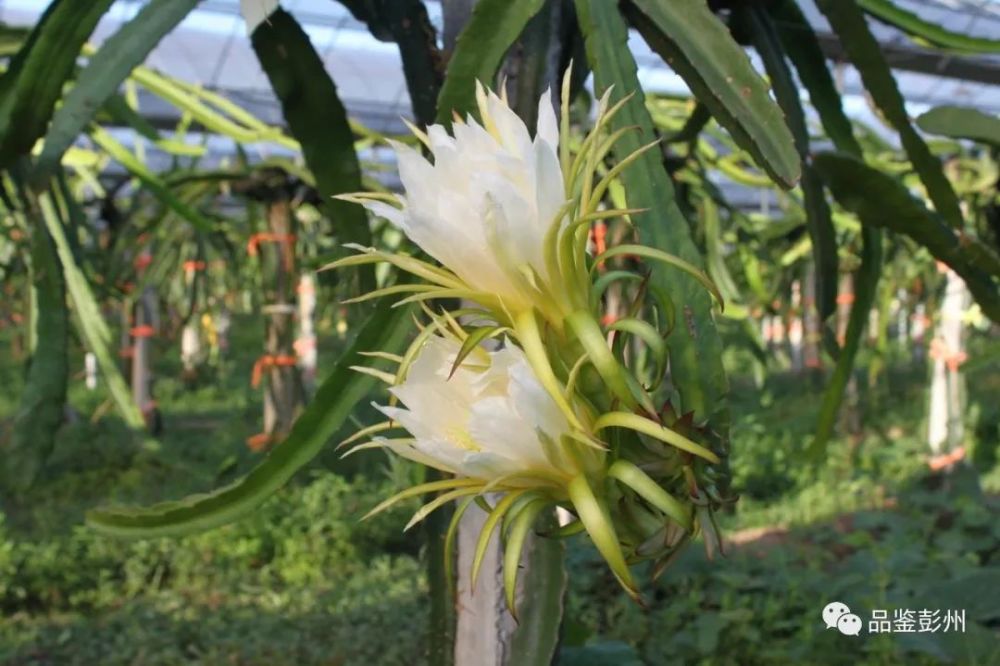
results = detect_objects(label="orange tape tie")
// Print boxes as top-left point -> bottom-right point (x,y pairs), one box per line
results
600,313 -> 618,326
246,433 -> 275,452
296,281 -> 315,295
836,293 -> 856,305
251,354 -> 298,387
183,260 -> 207,273
247,233 -> 296,271
929,338 -> 968,372
130,325 -> 155,338
588,222 -> 609,273
592,221 -> 608,255
928,446 -> 965,472
133,253 -> 153,271
247,233 -> 296,256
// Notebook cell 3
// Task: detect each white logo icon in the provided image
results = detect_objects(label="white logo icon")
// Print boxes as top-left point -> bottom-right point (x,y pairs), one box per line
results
823,601 -> 850,629
837,613 -> 863,636
823,601 -> 862,636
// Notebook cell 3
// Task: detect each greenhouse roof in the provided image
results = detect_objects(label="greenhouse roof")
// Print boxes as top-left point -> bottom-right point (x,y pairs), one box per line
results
1,0 -> 998,211
2,0 -> 998,132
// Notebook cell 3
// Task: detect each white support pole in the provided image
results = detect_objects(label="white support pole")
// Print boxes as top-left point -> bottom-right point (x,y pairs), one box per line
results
911,303 -> 928,363
927,268 -> 970,458
892,288 -> 907,347
789,280 -> 803,372
296,273 -> 318,394
454,500 -> 517,666
84,352 -> 98,390
181,320 -> 201,375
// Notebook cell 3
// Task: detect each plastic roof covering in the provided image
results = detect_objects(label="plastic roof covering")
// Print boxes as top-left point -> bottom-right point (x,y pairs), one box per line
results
0,0 -> 998,208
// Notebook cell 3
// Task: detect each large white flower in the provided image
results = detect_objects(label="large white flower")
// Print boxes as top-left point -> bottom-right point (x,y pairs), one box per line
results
354,85 -> 566,316
373,334 -> 585,483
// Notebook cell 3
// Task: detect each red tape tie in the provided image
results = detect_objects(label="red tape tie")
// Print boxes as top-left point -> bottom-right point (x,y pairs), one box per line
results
251,354 -> 298,387
133,253 -> 153,271
928,446 -> 965,471
929,338 -> 968,372
246,432 -> 276,452
247,233 -> 296,271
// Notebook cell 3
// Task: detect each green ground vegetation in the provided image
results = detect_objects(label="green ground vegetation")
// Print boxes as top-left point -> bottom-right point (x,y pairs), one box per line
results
1,319 -> 998,665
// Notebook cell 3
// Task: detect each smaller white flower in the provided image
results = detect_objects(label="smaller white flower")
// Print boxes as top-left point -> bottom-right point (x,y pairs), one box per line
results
373,335 -> 586,483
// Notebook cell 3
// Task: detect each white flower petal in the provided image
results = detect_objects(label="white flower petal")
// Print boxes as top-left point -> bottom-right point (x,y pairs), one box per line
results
374,404 -> 440,442
486,89 -> 533,161
469,397 -> 552,469
427,125 -> 455,152
376,437 -> 461,474
375,86 -> 576,315
507,354 -> 570,442
240,0 -> 279,35
533,139 -> 567,240
360,200 -> 405,229
536,88 -> 559,150
391,140 -> 437,207
460,451 -> 532,480
371,334 -> 581,483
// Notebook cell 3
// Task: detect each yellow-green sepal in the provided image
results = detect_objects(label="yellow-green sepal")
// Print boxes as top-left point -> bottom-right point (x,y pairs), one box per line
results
471,490 -> 528,590
362,477 -> 483,521
405,486 -> 483,531
593,244 -> 723,310
593,412 -> 721,464
540,517 -> 586,539
444,496 -> 476,601
321,245 -> 461,288
566,310 -> 654,415
566,474 -> 637,596
502,498 -> 550,619
590,270 -> 643,312
608,459 -> 692,530
336,420 -> 396,451
606,317 -> 668,381
449,325 -> 509,378
513,310 -> 585,431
